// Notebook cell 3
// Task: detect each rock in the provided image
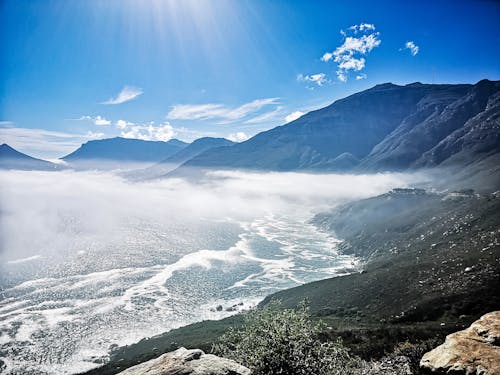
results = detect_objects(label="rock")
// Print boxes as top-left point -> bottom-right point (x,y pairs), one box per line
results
116,347 -> 251,375
420,311 -> 500,374
216,305 -> 223,311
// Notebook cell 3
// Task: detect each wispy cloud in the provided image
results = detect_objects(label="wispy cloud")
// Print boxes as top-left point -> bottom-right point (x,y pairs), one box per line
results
79,115 -> 111,126
285,111 -> 305,123
245,106 -> 283,124
297,73 -> 328,87
356,73 -> 367,80
115,119 -> 135,129
86,131 -> 105,139
101,86 -> 143,105
0,126 -> 101,159
402,41 -> 419,56
166,98 -> 279,123
227,132 -> 250,142
322,23 -> 381,82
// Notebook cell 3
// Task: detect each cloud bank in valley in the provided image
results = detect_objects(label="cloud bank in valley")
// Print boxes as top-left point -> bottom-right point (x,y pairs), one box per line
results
0,169 -> 423,266
0,169 -> 426,373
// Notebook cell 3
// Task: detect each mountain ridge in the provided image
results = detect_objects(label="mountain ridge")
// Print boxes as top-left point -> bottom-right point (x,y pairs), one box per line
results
0,144 -> 61,170
61,137 -> 189,169
128,137 -> 235,180
169,80 -> 499,182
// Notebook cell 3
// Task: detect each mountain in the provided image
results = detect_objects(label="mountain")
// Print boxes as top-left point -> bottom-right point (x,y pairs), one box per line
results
62,137 -> 188,169
162,137 -> 234,166
171,80 -> 500,180
0,144 -> 61,171
360,79 -> 500,170
130,137 -> 235,180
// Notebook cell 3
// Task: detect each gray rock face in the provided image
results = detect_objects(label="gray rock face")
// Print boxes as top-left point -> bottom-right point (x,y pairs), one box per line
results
420,311 -> 500,374
116,347 -> 251,375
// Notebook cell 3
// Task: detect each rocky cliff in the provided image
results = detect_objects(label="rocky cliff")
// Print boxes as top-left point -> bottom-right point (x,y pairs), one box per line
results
420,311 -> 500,374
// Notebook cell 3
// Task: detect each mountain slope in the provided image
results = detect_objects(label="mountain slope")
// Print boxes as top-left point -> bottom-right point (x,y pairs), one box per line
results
277,189 -> 500,326
360,79 -> 500,170
164,137 -> 234,165
170,80 -> 499,179
415,86 -> 500,167
63,137 -> 187,162
0,144 -> 60,170
62,137 -> 188,169
173,83 -> 473,173
130,137 -> 235,180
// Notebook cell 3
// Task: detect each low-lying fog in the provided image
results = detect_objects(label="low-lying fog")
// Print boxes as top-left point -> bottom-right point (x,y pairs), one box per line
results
0,169 -> 424,374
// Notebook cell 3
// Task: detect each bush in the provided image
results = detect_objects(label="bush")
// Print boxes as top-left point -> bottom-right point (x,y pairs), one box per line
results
360,339 -> 441,374
392,339 -> 440,373
212,300 -> 361,375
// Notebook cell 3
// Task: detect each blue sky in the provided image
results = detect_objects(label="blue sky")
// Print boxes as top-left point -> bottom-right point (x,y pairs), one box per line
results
1,0 -> 499,159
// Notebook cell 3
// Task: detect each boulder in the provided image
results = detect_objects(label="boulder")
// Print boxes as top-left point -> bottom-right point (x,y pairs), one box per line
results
420,311 -> 500,374
116,347 -> 251,375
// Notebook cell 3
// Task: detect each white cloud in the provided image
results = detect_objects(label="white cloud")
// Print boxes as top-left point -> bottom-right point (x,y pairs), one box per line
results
167,98 -> 279,123
86,131 -> 105,139
117,118 -> 224,143
334,34 -> 381,56
168,104 -> 224,120
338,56 -> 366,71
403,41 -> 419,56
348,23 -> 375,34
321,52 -> 334,62
0,126 -> 103,159
322,23 -> 381,82
245,106 -> 283,124
115,119 -> 135,129
337,71 -> 348,83
227,132 -> 250,142
297,73 -> 328,87
120,122 -> 175,142
356,73 -> 367,80
79,115 -> 111,126
101,86 -> 143,105
94,116 -> 111,126
285,111 -> 304,123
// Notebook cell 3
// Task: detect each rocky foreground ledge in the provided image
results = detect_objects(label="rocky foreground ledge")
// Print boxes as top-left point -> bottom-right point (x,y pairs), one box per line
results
115,347 -> 250,375
420,311 -> 500,374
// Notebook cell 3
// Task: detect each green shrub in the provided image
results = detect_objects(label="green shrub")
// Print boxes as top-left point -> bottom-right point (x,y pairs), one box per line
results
392,339 -> 440,373
212,300 -> 361,375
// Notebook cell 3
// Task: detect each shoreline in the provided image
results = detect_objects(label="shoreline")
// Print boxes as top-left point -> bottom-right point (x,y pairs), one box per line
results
82,188 -> 500,375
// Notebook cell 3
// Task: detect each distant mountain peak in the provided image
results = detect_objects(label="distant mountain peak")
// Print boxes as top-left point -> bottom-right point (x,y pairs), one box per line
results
406,82 -> 423,86
1,143 -> 16,151
129,137 -> 235,180
0,143 -> 60,170
373,82 -> 398,89
61,137 -> 189,169
1,143 -> 35,158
